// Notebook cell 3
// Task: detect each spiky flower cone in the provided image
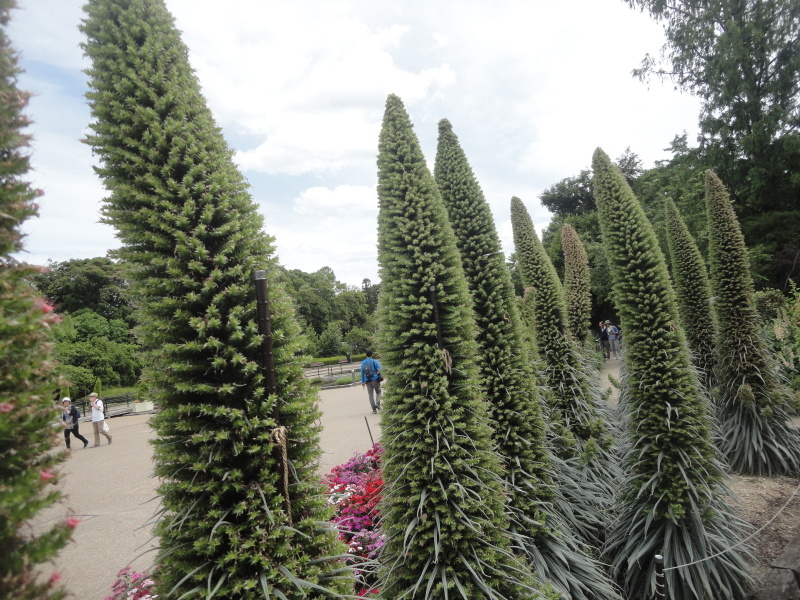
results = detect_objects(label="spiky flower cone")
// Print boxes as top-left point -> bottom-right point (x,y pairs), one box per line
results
510,198 -> 618,519
81,2 -> 351,597
561,224 -> 593,344
593,148 -> 752,599
705,170 -> 800,475
376,95 -> 542,600
664,198 -> 717,392
434,120 -> 621,600
0,3 -> 71,598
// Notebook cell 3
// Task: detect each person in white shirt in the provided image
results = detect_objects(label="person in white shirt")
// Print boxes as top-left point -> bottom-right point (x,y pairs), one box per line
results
89,392 -> 112,447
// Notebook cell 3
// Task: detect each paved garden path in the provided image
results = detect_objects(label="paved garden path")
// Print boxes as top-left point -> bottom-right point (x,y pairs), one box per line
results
37,384 -> 382,600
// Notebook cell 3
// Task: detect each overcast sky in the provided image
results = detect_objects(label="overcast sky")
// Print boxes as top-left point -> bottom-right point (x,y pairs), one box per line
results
9,0 -> 700,287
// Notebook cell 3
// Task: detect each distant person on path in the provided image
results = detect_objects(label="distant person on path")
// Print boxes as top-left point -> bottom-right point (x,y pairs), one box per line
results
360,351 -> 382,414
89,392 -> 112,447
61,397 -> 89,449
599,321 -> 611,359
605,319 -> 621,359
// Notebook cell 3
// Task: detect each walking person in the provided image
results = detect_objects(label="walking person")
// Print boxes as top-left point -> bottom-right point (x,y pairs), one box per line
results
89,392 -> 112,447
61,397 -> 89,449
605,320 -> 621,360
360,351 -> 383,414
598,321 -> 610,360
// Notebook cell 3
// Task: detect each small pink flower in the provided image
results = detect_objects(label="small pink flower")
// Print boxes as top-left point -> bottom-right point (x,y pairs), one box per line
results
65,517 -> 80,529
49,572 -> 61,584
40,470 -> 55,482
0,403 -> 13,413
35,298 -> 55,313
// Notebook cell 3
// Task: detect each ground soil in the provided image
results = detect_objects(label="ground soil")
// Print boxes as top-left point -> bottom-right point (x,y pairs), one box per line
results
599,358 -> 800,589
729,474 -> 800,583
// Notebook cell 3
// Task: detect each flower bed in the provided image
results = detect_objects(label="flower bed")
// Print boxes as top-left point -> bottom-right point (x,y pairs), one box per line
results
322,442 -> 384,595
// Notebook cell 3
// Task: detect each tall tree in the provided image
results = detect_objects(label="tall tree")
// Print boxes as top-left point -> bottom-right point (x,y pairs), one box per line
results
0,3 -> 73,598
435,119 -> 620,600
511,196 -> 618,547
31,257 -> 132,322
664,198 -> 717,391
81,1 -> 351,598
705,170 -> 800,475
593,148 -> 752,599
626,0 -> 800,213
376,95 -> 541,600
561,224 -> 593,343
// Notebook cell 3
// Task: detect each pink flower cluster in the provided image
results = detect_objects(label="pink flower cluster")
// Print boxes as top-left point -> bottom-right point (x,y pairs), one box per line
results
104,567 -> 157,600
324,443 -> 384,595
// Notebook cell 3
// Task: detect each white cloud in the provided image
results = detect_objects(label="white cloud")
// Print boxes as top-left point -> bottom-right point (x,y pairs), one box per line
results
9,0 -> 703,287
293,185 -> 377,216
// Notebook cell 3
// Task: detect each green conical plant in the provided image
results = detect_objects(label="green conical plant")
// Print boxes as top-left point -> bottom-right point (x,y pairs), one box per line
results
705,170 -> 800,475
561,224 -> 592,344
518,286 -> 538,359
664,198 -> 716,392
593,148 -> 752,599
0,3 -> 72,598
81,1 -> 352,598
376,95 -> 544,600
434,119 -> 621,600
510,196 -> 618,544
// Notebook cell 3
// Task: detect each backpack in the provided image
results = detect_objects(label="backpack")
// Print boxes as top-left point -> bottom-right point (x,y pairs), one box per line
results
363,360 -> 374,380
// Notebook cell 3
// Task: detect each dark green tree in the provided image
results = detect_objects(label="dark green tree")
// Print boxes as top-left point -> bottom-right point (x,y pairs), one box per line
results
81,1 -> 351,598
592,148 -> 752,599
561,224 -> 593,344
664,198 -> 717,391
626,0 -> 800,214
0,2 -> 72,597
511,197 -> 618,511
705,170 -> 800,475
376,95 -> 543,600
31,257 -> 133,322
435,119 -> 620,599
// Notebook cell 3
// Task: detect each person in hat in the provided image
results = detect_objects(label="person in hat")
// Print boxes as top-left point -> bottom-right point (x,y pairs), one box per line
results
605,320 -> 621,360
89,392 -> 112,447
61,397 -> 89,449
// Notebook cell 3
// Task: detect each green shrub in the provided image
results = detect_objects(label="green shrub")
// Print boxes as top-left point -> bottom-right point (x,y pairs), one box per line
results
593,148 -> 752,599
705,170 -> 800,475
435,119 -> 620,599
81,1 -> 352,597
0,3 -> 71,597
375,95 -> 542,599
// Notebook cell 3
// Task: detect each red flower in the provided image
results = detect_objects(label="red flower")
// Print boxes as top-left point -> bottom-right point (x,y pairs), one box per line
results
40,470 -> 55,482
65,517 -> 80,529
0,403 -> 13,413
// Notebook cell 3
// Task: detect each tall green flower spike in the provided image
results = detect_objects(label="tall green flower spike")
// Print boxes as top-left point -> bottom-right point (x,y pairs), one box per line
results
435,119 -> 621,600
705,170 -> 800,475
561,224 -> 593,344
0,3 -> 71,599
376,96 -> 545,600
510,196 -> 619,545
81,1 -> 352,598
664,198 -> 717,392
593,148 -> 752,599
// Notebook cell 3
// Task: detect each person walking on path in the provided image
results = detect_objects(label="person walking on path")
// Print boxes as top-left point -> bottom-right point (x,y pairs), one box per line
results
605,320 -> 621,360
89,392 -> 112,447
360,351 -> 383,414
598,321 -> 611,359
61,397 -> 89,449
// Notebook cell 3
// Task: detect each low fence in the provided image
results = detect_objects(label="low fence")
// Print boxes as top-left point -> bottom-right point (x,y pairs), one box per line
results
74,393 -> 142,421
305,359 -> 358,379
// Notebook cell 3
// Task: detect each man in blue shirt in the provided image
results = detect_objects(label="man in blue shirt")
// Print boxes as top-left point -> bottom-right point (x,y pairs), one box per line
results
360,350 -> 382,414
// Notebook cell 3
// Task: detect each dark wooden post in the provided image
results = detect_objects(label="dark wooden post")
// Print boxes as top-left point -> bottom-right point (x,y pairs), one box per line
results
254,270 -> 291,524
254,270 -> 278,399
